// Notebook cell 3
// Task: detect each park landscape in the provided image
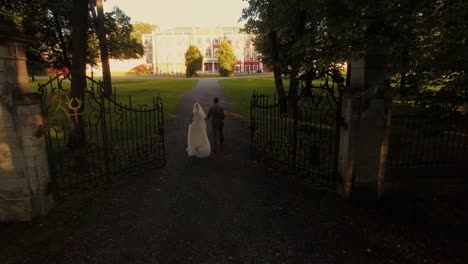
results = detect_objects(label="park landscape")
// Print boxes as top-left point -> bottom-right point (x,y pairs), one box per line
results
1,0 -> 468,263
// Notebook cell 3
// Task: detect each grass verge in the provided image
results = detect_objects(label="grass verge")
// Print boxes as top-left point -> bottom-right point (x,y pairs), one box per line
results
30,78 -> 197,120
219,77 -> 288,120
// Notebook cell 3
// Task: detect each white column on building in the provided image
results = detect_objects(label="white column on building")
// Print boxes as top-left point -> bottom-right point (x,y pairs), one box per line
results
241,55 -> 244,73
152,33 -> 157,74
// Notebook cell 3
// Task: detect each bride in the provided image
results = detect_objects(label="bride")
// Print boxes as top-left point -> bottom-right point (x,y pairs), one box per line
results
186,103 -> 211,157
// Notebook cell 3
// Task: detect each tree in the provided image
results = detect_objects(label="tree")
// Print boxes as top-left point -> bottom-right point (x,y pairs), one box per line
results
241,0 -> 287,104
398,0 -> 468,112
69,0 -> 89,147
242,0 -> 467,106
26,48 -> 47,81
1,0 -> 73,71
90,0 -> 112,96
103,7 -> 144,60
1,1 -> 144,76
184,45 -> 203,77
131,22 -> 159,44
324,0 -> 468,112
241,0 -> 330,110
216,39 -> 235,77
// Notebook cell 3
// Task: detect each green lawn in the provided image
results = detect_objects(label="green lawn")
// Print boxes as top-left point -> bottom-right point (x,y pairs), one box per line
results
109,79 -> 197,119
31,77 -> 197,120
219,77 -> 345,120
219,77 -> 289,120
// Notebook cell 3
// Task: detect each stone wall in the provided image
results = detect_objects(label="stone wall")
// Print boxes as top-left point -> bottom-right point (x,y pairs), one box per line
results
0,36 -> 53,221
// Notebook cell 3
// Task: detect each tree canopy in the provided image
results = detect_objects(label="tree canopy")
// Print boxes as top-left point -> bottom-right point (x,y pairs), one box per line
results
241,0 -> 468,110
216,39 -> 236,77
0,0 -> 144,73
0,0 -> 147,145
102,7 -> 144,60
184,45 -> 203,77
131,22 -> 159,44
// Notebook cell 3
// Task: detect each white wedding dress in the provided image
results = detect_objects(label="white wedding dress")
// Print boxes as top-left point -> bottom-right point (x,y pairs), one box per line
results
186,103 -> 211,157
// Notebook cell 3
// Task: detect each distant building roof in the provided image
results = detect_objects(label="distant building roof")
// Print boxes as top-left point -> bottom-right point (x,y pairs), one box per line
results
156,27 -> 242,35
173,27 -> 194,33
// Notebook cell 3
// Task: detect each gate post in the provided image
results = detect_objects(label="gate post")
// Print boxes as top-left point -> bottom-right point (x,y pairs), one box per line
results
338,52 -> 392,200
0,23 -> 53,221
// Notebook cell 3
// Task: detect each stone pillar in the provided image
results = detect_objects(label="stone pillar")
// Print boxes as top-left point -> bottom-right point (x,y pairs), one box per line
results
0,25 -> 53,221
337,60 -> 363,198
338,55 -> 392,200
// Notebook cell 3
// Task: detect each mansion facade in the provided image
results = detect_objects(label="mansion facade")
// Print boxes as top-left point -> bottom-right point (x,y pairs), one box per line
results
142,27 -> 262,74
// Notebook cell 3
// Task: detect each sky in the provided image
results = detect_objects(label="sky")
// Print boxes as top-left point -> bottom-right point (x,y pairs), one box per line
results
103,0 -> 249,30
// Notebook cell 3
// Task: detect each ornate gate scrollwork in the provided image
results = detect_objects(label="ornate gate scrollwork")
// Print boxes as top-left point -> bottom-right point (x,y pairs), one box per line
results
38,74 -> 165,196
250,69 -> 344,188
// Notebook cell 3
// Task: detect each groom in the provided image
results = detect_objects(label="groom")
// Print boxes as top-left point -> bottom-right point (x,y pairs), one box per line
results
205,97 -> 225,147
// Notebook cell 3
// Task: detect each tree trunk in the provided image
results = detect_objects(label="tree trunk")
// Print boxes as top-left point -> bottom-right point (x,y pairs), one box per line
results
68,0 -> 88,148
288,65 -> 300,118
52,10 -> 71,70
288,3 -> 305,116
92,0 -> 112,96
345,62 -> 351,89
268,30 -> 287,113
303,70 -> 314,97
399,46 -> 409,99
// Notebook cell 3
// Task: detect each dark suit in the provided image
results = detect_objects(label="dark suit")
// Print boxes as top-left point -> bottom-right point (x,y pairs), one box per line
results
206,103 -> 225,145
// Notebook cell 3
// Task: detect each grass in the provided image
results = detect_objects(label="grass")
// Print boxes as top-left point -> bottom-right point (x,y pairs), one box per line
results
219,77 -> 345,120
122,72 -> 271,78
109,78 -> 196,119
31,77 -> 197,120
219,77 -> 289,120
83,71 -> 271,78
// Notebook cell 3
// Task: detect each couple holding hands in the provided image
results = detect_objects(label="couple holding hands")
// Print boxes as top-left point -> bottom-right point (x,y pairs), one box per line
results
186,97 -> 225,158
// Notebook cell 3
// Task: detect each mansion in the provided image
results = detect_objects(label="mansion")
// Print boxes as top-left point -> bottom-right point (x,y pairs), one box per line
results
142,27 -> 262,74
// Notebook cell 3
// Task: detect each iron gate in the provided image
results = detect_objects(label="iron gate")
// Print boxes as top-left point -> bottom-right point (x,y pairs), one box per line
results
250,70 -> 344,188
38,74 -> 165,196
387,97 -> 468,178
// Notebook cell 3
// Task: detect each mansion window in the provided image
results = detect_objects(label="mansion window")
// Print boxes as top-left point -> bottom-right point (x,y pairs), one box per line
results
244,48 -> 252,61
253,51 -> 258,61
205,48 -> 212,58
